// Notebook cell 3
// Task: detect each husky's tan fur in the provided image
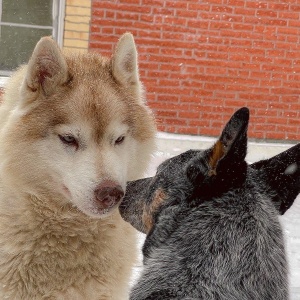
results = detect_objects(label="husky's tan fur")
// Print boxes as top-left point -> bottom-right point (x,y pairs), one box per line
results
0,33 -> 156,299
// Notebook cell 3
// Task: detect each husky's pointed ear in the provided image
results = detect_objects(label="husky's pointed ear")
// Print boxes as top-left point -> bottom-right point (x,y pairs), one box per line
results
112,33 -> 140,87
208,107 -> 249,176
24,37 -> 68,97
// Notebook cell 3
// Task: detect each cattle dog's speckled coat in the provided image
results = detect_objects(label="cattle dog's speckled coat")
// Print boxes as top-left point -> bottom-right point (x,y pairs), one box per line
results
120,107 -> 300,300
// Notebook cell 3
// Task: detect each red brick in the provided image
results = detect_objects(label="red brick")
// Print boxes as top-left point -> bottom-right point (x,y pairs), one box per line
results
260,80 -> 282,87
92,9 -> 104,17
281,95 -> 300,103
164,118 -> 188,126
175,10 -> 198,18
201,112 -> 223,120
177,127 -> 199,135
234,7 -> 256,16
211,5 -> 234,13
156,110 -> 178,117
165,0 -> 188,9
252,41 -> 275,49
142,0 -> 162,5
178,111 -> 200,119
210,22 -> 233,30
267,118 -> 288,125
288,20 -> 300,28
288,118 -> 300,126
207,52 -> 229,60
116,12 -> 139,20
290,5 -> 300,12
199,12 -> 222,20
233,23 -> 254,31
277,27 -> 299,36
246,2 -> 267,9
255,124 -> 277,132
281,110 -> 299,118
276,125 -> 298,133
189,119 -> 211,127
188,3 -> 210,11
265,132 -> 286,140
268,3 -> 289,10
286,133 -> 300,140
210,121 -> 225,128
287,36 -> 298,43
228,0 -> 244,6
256,10 -> 278,18
92,2 -> 117,9
118,4 -> 151,13
140,15 -> 154,23
187,20 -> 210,29
278,11 -> 299,19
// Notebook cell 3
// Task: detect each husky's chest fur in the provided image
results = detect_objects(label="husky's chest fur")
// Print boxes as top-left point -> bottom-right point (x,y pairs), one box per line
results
0,196 -> 136,299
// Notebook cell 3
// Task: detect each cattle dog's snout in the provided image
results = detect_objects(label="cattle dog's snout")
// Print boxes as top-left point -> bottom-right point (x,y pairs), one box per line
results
120,178 -> 152,234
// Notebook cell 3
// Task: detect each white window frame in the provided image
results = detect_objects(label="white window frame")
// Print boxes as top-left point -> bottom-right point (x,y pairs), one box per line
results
0,0 -> 65,87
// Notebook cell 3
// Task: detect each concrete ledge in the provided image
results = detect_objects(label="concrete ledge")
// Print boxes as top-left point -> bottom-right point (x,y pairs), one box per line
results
156,132 -> 297,163
0,77 -> 8,88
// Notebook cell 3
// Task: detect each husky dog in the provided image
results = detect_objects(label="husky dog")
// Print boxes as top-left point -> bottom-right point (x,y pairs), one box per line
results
0,33 -> 156,299
120,107 -> 297,300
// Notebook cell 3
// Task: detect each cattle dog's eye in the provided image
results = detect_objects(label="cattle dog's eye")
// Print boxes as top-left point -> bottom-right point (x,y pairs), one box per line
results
59,134 -> 78,149
115,135 -> 125,145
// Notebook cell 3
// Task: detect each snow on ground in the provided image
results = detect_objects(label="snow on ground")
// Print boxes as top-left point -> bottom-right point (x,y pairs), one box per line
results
131,144 -> 300,299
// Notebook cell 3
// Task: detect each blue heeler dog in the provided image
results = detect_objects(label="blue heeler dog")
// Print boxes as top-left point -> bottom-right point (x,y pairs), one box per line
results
120,107 -> 300,300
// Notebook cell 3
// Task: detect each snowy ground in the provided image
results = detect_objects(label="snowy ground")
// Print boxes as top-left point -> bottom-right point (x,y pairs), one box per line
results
131,135 -> 300,299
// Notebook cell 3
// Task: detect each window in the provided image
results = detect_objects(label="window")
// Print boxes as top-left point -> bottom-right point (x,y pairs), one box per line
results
0,0 -> 65,77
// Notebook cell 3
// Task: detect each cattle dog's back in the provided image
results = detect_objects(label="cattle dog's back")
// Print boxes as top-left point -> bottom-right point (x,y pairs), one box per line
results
140,174 -> 286,299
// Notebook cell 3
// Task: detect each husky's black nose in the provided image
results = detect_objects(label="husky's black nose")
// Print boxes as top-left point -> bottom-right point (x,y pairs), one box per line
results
94,181 -> 124,209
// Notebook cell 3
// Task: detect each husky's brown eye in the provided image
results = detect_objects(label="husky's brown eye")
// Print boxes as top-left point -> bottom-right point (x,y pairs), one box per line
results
115,136 -> 125,145
59,134 -> 78,148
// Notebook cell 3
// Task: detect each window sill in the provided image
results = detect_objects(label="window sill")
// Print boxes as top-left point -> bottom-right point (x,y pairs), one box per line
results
0,77 -> 8,88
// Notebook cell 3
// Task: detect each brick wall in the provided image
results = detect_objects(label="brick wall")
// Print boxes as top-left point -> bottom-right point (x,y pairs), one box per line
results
89,0 -> 300,141
64,0 -> 91,52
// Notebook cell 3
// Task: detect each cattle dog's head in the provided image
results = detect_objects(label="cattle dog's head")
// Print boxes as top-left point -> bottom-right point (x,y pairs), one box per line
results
120,107 -> 300,234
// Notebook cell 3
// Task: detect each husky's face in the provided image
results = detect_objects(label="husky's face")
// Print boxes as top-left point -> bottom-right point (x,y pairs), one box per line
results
0,34 -> 156,218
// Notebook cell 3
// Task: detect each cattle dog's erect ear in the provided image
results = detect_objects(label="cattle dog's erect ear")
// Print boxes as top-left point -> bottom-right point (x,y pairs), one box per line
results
186,107 -> 249,201
209,107 -> 249,176
24,36 -> 68,98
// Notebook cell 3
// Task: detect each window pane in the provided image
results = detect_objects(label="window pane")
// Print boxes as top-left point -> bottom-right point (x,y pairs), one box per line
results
0,26 -> 52,72
2,0 -> 53,26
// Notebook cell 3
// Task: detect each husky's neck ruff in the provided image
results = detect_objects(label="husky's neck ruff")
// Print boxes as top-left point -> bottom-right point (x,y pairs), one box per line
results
0,33 -> 156,299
